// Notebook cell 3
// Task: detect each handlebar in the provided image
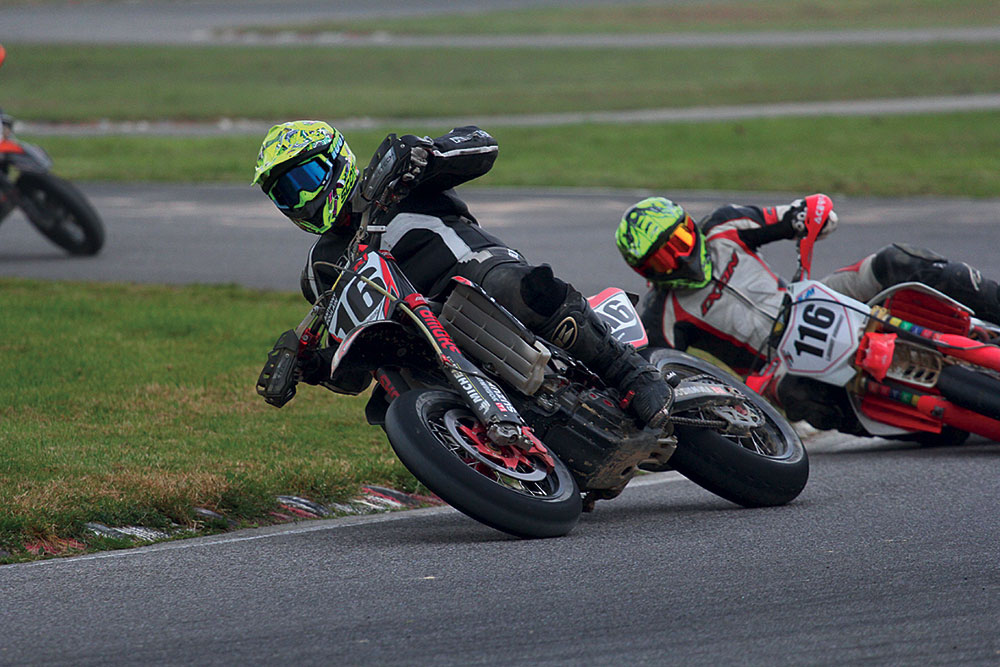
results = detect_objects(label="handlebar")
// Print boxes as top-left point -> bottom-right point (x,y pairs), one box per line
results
792,194 -> 833,281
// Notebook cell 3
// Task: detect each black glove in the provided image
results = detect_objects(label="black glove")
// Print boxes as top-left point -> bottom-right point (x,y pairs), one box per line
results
297,346 -> 335,385
359,134 -> 433,209
397,135 -> 433,189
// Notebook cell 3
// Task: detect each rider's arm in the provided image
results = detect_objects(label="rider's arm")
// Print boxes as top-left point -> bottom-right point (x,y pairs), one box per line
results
701,204 -> 796,251
701,198 -> 837,251
404,126 -> 498,194
358,126 -> 498,221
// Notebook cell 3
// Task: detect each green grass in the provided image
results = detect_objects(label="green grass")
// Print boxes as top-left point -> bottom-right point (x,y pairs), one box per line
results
0,279 -> 418,561
29,111 -> 1000,197
1,42 -> 998,122
251,0 -> 1000,34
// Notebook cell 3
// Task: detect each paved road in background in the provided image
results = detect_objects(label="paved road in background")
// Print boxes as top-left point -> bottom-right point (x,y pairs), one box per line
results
2,184 -> 999,298
0,0 -> 653,44
3,0 -> 1000,45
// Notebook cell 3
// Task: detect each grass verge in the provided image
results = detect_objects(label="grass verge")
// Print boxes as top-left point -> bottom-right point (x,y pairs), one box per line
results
0,279 -> 418,563
30,111 -> 1000,197
1,42 -> 997,122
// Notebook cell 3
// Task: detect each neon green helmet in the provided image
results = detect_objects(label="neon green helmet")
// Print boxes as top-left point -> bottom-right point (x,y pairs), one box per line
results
615,197 -> 712,289
252,120 -> 358,234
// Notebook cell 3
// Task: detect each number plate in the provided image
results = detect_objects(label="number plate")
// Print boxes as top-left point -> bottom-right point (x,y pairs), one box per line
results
587,288 -> 648,348
778,281 -> 867,380
325,252 -> 400,342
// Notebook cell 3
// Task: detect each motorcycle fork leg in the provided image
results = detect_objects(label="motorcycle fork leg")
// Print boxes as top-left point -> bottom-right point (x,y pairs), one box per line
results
374,367 -> 410,404
402,295 -> 528,440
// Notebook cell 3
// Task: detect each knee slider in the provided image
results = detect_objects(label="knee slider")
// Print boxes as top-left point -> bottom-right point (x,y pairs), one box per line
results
479,261 -> 570,328
519,264 -> 570,318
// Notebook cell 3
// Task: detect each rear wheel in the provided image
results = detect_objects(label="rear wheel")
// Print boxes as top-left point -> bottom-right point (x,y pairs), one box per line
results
384,390 -> 582,538
17,172 -> 105,255
648,349 -> 808,507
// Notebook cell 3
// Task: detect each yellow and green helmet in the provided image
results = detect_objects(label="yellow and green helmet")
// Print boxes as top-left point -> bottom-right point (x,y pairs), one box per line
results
252,120 -> 358,234
615,197 -> 712,289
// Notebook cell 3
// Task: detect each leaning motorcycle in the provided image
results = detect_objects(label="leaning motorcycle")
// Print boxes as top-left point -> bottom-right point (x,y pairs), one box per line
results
256,164 -> 807,539
0,45 -> 105,256
746,204 -> 1000,446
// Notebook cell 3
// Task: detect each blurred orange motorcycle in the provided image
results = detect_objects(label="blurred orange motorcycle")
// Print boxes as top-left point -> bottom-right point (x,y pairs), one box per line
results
0,44 -> 105,255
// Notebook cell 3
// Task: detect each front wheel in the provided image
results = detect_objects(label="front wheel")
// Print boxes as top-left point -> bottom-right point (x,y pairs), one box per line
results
16,172 -> 105,255
648,349 -> 808,507
384,390 -> 582,538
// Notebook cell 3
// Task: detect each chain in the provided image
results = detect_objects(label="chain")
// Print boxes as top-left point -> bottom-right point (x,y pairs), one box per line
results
669,413 -> 728,429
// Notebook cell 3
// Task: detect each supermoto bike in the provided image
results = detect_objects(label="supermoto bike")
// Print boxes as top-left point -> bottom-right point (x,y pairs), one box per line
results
746,200 -> 1000,446
255,165 -> 807,539
0,46 -> 105,256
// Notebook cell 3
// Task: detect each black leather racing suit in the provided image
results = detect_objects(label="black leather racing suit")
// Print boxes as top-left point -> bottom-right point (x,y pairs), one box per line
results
301,127 -> 673,427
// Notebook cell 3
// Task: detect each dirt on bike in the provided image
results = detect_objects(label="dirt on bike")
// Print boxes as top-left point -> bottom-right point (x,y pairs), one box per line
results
255,142 -> 808,539
746,196 -> 1000,446
0,45 -> 105,256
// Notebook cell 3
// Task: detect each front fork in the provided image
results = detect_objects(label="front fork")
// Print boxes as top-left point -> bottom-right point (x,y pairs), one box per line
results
0,169 -> 50,229
392,293 -> 538,450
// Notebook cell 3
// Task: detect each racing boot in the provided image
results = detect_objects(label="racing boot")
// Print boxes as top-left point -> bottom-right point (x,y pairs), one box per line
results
478,262 -> 675,428
539,290 -> 675,429
873,244 -> 1000,324
933,262 -> 1000,325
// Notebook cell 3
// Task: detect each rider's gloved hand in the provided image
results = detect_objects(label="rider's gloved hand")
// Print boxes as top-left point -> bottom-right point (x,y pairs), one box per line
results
781,194 -> 838,239
297,347 -> 335,385
396,135 -> 434,189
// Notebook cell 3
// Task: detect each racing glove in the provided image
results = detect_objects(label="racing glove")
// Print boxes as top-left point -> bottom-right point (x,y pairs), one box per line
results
397,136 -> 432,189
779,194 -> 838,240
297,346 -> 336,385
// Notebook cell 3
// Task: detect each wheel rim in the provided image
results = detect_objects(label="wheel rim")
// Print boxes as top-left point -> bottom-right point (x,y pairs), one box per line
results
427,406 -> 564,498
681,402 -> 784,456
671,372 -> 788,458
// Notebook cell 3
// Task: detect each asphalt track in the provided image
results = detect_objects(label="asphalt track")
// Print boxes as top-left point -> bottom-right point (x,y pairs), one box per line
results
1,448 -> 998,665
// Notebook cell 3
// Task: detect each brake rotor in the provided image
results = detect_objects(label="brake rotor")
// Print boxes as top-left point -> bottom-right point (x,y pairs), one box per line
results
443,409 -> 548,482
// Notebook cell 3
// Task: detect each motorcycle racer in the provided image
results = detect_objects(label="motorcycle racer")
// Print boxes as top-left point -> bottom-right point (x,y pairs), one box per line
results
616,194 -> 1000,432
253,121 -> 675,429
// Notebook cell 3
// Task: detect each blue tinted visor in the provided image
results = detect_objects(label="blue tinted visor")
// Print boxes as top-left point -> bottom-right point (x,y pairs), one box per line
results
268,155 -> 335,211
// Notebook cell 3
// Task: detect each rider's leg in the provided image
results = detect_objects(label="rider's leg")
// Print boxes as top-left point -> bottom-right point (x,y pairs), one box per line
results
477,261 -> 674,428
821,243 -> 1000,323
817,254 -> 883,302
379,215 -> 674,428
